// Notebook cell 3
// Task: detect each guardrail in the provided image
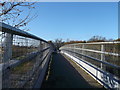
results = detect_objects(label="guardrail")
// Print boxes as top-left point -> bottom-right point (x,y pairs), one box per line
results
0,22 -> 53,89
60,42 -> 120,89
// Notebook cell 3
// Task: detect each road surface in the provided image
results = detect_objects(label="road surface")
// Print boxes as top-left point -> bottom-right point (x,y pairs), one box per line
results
41,53 -> 103,88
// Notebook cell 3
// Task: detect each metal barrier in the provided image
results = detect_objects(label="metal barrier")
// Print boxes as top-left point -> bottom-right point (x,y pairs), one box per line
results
60,42 -> 120,89
0,22 -> 53,88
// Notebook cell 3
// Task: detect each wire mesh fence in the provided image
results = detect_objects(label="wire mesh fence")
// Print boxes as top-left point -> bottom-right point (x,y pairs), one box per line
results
60,42 -> 120,79
0,23 -> 53,88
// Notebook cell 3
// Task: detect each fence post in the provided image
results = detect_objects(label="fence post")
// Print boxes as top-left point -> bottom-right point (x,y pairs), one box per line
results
44,43 -> 47,55
74,45 -> 75,57
101,44 -> 105,70
38,41 -> 41,52
3,33 -> 13,88
40,41 -> 43,60
82,44 -> 85,60
35,40 -> 43,69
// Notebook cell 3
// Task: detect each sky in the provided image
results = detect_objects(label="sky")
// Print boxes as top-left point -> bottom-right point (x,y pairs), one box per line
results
26,2 -> 118,41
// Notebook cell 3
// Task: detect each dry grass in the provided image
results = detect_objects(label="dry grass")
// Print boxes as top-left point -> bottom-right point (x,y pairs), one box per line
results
11,59 -> 34,74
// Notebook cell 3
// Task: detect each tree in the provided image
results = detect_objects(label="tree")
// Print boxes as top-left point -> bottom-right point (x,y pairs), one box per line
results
88,35 -> 106,42
0,2 -> 37,31
108,38 -> 114,42
64,40 -> 86,45
53,39 -> 64,50
114,38 -> 120,41
48,40 -> 55,48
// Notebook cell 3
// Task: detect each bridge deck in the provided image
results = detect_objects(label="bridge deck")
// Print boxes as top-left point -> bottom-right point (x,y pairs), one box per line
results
41,52 -> 104,88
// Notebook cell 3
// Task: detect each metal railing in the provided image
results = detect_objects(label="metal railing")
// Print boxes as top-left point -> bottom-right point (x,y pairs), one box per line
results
0,22 -> 53,88
60,42 -> 120,89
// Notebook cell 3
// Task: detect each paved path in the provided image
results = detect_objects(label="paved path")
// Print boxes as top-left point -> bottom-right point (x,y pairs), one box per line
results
41,53 -> 103,88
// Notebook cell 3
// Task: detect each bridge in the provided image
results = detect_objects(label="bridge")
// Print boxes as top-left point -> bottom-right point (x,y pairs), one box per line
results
0,23 -> 120,89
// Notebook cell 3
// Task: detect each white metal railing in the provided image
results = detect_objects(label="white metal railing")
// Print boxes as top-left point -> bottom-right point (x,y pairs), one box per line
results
60,42 -> 120,89
0,22 -> 54,89
69,47 -> 119,56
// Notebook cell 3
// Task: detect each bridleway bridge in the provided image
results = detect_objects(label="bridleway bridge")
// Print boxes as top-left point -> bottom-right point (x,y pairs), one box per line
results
0,23 -> 120,89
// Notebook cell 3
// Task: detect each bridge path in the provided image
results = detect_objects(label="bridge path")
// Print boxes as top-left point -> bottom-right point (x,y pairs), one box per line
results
41,52 -> 103,88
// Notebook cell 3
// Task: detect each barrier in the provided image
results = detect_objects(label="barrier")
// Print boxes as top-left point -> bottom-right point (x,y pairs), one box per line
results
60,42 -> 120,89
0,22 -> 53,88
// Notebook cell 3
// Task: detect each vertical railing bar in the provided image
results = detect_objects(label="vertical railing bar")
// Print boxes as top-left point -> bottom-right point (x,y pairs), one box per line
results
101,44 -> 105,70
82,44 -> 85,60
3,33 -> 13,88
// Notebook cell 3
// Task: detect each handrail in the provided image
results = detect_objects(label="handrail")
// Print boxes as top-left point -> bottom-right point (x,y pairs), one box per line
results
62,47 -> 119,56
2,47 -> 50,71
60,42 -> 120,89
1,22 -> 53,88
63,41 -> 120,46
64,51 -> 120,83
0,22 -> 49,43
62,49 -> 120,69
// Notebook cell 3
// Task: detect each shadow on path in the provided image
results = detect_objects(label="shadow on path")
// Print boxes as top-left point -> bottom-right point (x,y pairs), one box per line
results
41,53 -> 97,88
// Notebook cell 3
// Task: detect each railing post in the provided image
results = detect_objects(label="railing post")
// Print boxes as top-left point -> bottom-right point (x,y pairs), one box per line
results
40,41 -> 43,60
44,43 -> 47,56
3,33 -> 13,63
82,44 -> 85,60
38,41 -> 42,52
35,41 -> 42,68
3,33 -> 13,88
74,45 -> 75,57
36,40 -> 43,67
101,44 -> 105,70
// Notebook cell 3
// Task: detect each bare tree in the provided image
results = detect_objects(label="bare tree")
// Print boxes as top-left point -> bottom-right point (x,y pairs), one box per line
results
53,38 -> 64,50
88,35 -> 106,42
0,2 -> 37,31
